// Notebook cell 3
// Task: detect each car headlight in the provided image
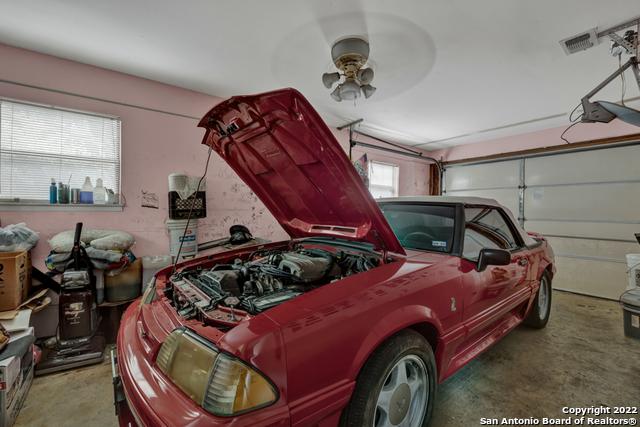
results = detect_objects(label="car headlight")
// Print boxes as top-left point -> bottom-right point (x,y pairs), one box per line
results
156,328 -> 277,416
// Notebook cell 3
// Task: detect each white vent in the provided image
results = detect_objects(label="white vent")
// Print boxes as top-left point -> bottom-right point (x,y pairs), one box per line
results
559,28 -> 599,55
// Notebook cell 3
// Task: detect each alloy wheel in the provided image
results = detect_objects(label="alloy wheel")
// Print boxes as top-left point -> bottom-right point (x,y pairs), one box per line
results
538,276 -> 550,320
373,354 -> 428,427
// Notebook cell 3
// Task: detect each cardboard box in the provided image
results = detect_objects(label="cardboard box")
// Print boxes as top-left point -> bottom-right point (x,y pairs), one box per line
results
0,327 -> 34,427
0,252 -> 31,312
0,356 -> 20,410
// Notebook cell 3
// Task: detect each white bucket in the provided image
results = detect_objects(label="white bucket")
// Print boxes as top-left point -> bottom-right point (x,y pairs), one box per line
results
626,254 -> 640,290
167,219 -> 198,259
141,255 -> 172,291
168,173 -> 188,192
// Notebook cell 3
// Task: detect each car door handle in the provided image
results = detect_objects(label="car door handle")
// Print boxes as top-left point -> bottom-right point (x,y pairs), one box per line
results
517,258 -> 528,266
491,267 -> 509,281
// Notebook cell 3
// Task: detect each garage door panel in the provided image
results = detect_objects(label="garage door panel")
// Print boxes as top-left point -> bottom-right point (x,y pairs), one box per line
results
525,220 -> 638,242
445,189 -> 520,216
445,160 -> 519,191
552,257 -> 627,300
526,145 -> 640,186
524,183 -> 640,222
544,236 -> 637,260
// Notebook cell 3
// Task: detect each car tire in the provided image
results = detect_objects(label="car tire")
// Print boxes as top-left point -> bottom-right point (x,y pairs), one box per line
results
524,271 -> 552,329
340,330 -> 436,427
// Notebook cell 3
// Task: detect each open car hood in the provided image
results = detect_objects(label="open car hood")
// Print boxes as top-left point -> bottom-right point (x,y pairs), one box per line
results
198,88 -> 404,254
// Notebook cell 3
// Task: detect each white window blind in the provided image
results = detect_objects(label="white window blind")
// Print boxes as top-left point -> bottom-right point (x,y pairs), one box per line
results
0,99 -> 121,203
368,161 -> 399,199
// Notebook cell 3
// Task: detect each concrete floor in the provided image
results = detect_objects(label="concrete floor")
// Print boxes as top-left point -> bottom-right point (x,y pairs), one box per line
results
15,291 -> 640,427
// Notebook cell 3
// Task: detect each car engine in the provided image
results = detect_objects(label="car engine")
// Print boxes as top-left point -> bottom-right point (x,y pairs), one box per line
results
169,246 -> 379,323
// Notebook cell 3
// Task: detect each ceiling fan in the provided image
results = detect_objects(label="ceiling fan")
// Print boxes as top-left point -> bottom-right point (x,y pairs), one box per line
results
321,37 -> 377,102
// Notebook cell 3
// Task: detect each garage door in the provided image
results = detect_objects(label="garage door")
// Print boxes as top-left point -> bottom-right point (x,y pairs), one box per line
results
443,159 -> 521,217
443,142 -> 640,299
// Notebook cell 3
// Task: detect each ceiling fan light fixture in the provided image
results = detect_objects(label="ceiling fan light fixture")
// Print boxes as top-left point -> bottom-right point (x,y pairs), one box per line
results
361,84 -> 377,99
322,72 -> 341,89
330,86 -> 342,102
339,79 -> 361,101
322,36 -> 376,102
357,68 -> 374,85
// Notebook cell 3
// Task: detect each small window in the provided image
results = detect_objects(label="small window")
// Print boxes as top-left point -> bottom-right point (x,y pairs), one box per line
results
463,207 -> 519,260
379,203 -> 456,252
0,99 -> 121,203
368,161 -> 398,199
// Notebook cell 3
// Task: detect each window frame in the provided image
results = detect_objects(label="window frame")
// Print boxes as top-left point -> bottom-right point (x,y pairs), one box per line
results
378,201 -> 464,256
461,204 -> 525,262
368,160 -> 399,199
0,97 -> 123,209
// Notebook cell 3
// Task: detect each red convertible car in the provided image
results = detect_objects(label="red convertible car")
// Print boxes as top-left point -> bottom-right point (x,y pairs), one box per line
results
114,89 -> 555,427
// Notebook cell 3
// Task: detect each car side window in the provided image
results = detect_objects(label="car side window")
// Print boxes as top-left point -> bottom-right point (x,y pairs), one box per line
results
463,207 -> 520,260
463,228 -> 501,261
379,203 -> 456,253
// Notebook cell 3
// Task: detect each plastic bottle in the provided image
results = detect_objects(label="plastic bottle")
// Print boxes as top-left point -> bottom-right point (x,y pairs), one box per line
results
49,178 -> 57,204
93,178 -> 106,205
80,177 -> 94,204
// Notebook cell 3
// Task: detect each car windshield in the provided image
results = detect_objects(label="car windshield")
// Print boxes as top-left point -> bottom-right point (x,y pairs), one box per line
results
378,203 -> 456,252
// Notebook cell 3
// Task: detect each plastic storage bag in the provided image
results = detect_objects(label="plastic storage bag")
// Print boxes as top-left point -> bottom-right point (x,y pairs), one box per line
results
0,223 -> 39,252
48,229 -> 135,253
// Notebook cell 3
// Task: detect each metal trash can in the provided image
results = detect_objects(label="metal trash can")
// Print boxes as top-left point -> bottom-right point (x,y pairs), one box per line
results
620,288 -> 640,340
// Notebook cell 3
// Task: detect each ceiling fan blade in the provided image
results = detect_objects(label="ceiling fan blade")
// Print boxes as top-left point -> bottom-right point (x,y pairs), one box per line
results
308,1 -> 368,45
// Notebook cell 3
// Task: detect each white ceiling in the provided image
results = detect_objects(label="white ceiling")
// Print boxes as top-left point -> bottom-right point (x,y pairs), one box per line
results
1,0 -> 639,149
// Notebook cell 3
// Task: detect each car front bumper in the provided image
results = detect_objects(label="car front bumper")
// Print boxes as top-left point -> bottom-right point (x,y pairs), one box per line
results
111,347 -> 141,427
114,300 -> 290,427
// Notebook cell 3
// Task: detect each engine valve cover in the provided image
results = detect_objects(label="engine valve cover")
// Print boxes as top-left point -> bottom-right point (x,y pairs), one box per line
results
277,252 -> 331,282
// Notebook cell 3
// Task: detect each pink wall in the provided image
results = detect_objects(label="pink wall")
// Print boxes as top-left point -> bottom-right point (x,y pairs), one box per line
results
0,44 -> 431,268
428,120 -> 640,162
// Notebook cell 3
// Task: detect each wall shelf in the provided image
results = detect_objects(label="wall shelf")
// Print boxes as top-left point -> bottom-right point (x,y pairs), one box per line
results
0,203 -> 124,212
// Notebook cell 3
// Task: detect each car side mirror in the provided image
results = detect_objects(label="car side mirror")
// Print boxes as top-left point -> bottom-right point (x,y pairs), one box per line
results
477,248 -> 511,272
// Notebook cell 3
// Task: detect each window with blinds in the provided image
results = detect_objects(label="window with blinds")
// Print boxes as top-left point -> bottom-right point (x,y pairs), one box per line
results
0,99 -> 121,203
368,161 -> 399,199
